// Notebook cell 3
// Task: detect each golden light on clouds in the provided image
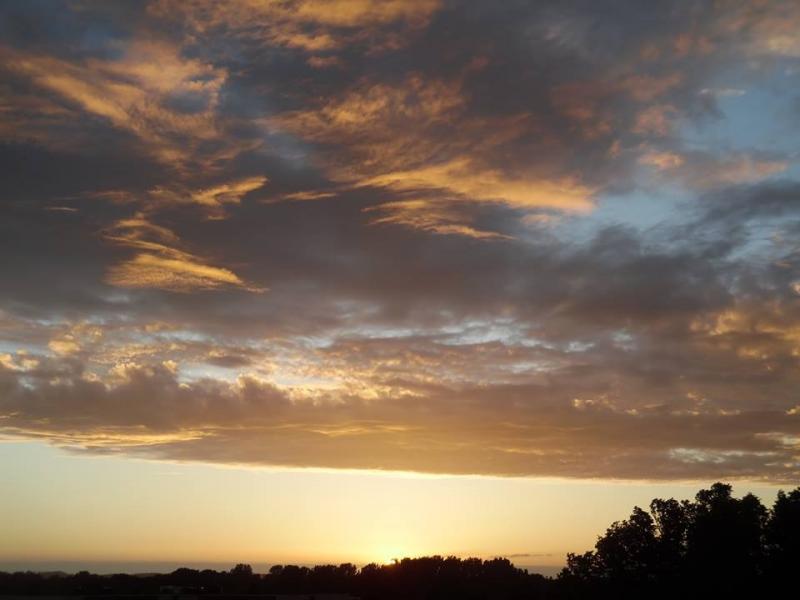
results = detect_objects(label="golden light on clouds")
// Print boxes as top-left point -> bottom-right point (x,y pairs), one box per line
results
360,158 -> 595,213
149,0 -> 442,53
106,253 -> 253,292
102,214 -> 264,292
3,41 -> 233,169
365,199 -> 512,240
189,177 -> 269,209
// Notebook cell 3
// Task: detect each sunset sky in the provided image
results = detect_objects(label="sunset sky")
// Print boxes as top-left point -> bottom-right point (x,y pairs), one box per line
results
1,0 -> 800,572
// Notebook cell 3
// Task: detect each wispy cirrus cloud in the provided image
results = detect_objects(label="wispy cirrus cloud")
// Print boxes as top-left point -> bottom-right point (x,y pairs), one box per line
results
0,40 -> 248,171
103,214 -> 264,292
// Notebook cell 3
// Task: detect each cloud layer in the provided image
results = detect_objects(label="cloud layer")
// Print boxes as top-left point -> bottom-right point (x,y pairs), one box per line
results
1,0 -> 799,482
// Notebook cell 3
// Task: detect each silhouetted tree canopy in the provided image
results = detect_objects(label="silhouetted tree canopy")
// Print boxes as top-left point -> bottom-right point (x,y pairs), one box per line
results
1,483 -> 797,599
560,482 -> 797,599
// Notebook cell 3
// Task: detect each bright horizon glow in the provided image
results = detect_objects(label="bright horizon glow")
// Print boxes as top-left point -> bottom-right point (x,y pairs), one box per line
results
0,442 -> 785,573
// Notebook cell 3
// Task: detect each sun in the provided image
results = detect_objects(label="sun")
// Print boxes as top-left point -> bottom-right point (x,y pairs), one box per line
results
373,545 -> 411,565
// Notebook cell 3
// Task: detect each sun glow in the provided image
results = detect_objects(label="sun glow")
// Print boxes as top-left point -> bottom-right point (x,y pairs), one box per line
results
374,547 -> 410,565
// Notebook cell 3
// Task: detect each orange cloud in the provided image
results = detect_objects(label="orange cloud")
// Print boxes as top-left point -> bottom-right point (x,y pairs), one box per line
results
290,0 -> 441,27
190,177 -> 268,208
103,214 -> 264,293
107,253 -> 252,292
88,177 -> 268,219
1,41 -> 253,171
148,177 -> 268,217
274,76 -> 594,236
150,0 -> 441,53
46,323 -> 104,356
365,199 -> 512,240
359,158 -> 594,213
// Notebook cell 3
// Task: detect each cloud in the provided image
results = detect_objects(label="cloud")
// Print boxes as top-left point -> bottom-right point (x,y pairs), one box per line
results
0,39 -> 256,173
175,177 -> 269,209
103,214 -> 265,292
1,355 -> 799,482
638,151 -> 686,170
1,1 -> 800,484
358,158 -> 595,213
149,0 -> 441,53
719,0 -> 800,58
106,253 -> 251,292
144,176 -> 269,218
639,150 -> 789,188
632,104 -> 678,136
364,199 -> 512,240
272,74 -> 595,235
2,180 -> 799,481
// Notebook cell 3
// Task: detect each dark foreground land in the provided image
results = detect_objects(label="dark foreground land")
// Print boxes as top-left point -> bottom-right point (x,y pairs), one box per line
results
3,483 -> 799,600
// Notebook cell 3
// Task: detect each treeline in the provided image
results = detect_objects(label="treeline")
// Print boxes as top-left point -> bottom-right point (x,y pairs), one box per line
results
2,482 -> 798,599
0,559 -> 546,599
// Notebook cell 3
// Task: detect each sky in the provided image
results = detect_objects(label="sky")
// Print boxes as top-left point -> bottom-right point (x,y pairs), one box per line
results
1,0 -> 799,571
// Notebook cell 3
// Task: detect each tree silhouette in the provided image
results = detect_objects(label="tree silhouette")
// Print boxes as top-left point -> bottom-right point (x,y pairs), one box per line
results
764,487 -> 800,588
560,482 -> 799,599
684,483 -> 767,593
229,563 -> 253,577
